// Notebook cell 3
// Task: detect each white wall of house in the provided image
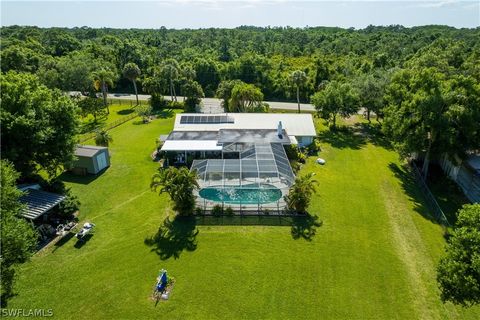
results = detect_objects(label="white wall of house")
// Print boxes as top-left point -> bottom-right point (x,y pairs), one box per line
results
440,154 -> 480,203
296,136 -> 313,147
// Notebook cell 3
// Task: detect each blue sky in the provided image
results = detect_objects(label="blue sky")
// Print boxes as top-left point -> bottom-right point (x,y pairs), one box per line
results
1,1 -> 479,29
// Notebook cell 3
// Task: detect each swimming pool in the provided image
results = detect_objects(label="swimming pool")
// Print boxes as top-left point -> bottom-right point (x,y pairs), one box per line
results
198,184 -> 282,204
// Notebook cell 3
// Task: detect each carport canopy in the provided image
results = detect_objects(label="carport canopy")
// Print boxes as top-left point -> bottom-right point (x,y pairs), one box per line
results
19,189 -> 66,220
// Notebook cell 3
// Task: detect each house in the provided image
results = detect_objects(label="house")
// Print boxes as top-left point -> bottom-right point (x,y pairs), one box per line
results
71,145 -> 110,175
440,153 -> 480,203
161,113 -> 316,156
160,113 -> 317,211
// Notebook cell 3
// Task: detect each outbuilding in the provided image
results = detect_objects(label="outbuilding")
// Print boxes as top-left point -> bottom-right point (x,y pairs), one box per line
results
72,145 -> 110,175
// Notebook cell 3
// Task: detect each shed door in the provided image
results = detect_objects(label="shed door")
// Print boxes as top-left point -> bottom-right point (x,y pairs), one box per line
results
96,152 -> 108,171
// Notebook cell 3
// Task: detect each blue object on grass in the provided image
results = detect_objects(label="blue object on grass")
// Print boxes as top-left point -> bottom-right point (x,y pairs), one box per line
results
155,269 -> 168,292
160,271 -> 167,284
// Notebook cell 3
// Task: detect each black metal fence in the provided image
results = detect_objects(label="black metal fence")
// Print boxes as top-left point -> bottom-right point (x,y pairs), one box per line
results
410,161 -> 450,226
107,98 -> 148,106
78,112 -> 138,143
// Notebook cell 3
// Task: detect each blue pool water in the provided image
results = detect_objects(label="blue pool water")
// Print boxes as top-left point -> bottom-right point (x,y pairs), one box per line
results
199,184 -> 282,204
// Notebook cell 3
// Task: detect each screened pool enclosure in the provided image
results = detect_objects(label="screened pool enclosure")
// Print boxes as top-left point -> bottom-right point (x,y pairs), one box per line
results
191,142 -> 295,212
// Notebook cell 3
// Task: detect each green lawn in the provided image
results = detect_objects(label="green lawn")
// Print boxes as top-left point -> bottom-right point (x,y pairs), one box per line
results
80,104 -> 137,134
7,113 -> 480,319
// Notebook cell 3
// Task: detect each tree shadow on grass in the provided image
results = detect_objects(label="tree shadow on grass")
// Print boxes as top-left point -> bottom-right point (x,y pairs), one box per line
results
57,172 -> 102,185
144,215 -> 199,260
73,234 -> 94,249
80,118 -> 106,134
317,126 -> 367,150
354,122 -> 393,150
52,232 -> 75,253
155,109 -> 174,119
196,215 -> 294,226
117,108 -> 135,115
290,214 -> 323,241
425,164 -> 468,224
388,163 -> 447,226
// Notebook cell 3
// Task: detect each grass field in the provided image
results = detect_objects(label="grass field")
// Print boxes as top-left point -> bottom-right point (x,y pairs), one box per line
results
80,104 -> 138,134
6,113 -> 480,319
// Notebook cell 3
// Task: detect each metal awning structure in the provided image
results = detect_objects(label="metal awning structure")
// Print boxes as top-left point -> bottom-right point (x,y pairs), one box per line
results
191,143 -> 295,186
161,140 -> 222,151
19,189 -> 66,220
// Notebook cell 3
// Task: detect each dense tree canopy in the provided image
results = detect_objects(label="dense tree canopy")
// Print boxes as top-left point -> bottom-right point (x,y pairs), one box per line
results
0,160 -> 38,304
311,80 -> 359,128
228,82 -> 267,113
1,25 -> 477,102
0,71 -> 80,177
437,204 -> 480,307
383,65 -> 480,177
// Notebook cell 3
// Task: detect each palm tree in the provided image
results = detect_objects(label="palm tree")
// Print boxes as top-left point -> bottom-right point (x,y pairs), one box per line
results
94,129 -> 113,147
291,70 -> 307,113
92,68 -> 116,114
122,63 -> 141,106
160,58 -> 180,102
284,172 -> 318,214
181,64 -> 196,102
151,167 -> 199,215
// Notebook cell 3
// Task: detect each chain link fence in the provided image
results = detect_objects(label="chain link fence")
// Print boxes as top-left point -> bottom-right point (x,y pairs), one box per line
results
410,161 -> 450,226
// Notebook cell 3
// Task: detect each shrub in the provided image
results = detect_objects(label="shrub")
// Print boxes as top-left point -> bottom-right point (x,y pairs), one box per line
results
211,205 -> 223,216
155,138 -> 164,153
306,139 -> 322,155
290,160 -> 302,174
169,101 -> 185,110
58,193 -> 80,218
224,206 -> 234,216
136,104 -> 152,123
195,207 -> 204,215
149,94 -> 168,110
41,179 -> 80,218
284,173 -> 318,214
285,144 -> 304,161
263,208 -> 271,215
297,151 -> 306,164
150,167 -> 199,216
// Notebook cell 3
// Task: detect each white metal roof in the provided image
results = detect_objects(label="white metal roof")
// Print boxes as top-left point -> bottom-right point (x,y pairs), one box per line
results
174,113 -> 316,137
75,145 -> 108,157
161,140 -> 222,151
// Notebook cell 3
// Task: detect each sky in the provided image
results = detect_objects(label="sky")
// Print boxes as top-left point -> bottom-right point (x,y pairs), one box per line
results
1,0 -> 479,29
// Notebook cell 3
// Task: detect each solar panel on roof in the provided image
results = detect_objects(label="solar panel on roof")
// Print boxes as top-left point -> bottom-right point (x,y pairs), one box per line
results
180,115 -> 236,124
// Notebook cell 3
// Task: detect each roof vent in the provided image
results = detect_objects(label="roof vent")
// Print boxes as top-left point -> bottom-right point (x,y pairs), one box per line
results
277,121 -> 283,139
